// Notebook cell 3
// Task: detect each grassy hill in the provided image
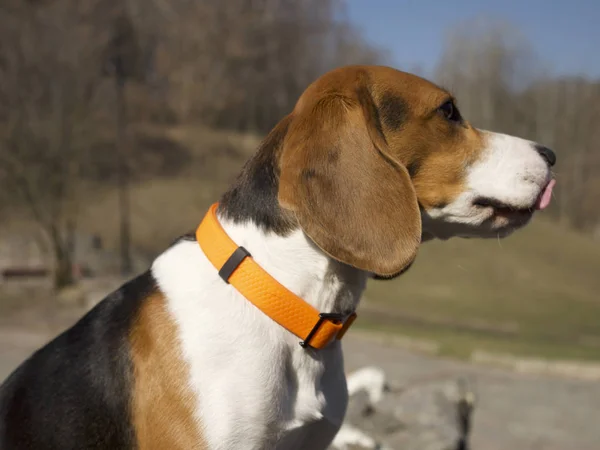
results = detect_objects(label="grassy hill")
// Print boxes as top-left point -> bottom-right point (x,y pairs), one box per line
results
362,219 -> 600,361
77,125 -> 261,257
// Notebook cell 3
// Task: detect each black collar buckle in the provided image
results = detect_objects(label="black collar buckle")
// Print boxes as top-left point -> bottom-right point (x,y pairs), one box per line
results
299,312 -> 347,348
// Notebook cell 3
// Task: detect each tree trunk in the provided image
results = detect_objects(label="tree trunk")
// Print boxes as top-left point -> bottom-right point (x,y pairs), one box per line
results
116,72 -> 132,276
50,225 -> 74,290
54,252 -> 74,290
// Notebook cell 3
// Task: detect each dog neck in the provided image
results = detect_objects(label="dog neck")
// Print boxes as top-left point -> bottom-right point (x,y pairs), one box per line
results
215,211 -> 367,316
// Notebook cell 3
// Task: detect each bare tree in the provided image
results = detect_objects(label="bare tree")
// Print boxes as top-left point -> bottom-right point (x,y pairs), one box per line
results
0,0 -> 392,289
126,0 -> 387,132
0,0 -> 111,288
104,11 -> 146,276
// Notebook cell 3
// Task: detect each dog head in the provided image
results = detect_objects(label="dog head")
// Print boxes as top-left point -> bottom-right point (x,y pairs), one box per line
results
227,66 -> 556,278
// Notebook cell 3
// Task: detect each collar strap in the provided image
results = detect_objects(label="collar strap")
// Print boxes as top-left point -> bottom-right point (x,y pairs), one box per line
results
196,203 -> 357,350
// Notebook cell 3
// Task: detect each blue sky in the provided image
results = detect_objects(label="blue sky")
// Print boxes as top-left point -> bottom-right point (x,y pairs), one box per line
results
344,0 -> 599,78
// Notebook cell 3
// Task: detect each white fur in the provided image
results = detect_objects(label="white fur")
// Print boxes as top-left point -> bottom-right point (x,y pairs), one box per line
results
422,131 -> 553,239
152,215 -> 367,450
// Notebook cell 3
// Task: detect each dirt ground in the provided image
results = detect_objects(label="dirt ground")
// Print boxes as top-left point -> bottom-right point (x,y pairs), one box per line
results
1,320 -> 598,450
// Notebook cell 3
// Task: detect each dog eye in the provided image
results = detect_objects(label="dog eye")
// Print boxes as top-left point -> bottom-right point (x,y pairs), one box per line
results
438,100 -> 462,123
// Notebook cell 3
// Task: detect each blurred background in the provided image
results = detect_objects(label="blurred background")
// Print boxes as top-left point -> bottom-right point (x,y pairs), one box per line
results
0,1 -> 598,449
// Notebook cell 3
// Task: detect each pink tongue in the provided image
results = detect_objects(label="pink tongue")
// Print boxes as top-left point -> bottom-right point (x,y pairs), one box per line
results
535,179 -> 556,210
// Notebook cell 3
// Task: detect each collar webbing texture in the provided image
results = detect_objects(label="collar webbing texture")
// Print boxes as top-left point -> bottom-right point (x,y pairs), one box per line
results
196,203 -> 356,350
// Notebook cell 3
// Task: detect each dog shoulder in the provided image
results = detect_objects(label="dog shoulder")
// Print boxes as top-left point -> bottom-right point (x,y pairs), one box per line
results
0,271 -> 156,449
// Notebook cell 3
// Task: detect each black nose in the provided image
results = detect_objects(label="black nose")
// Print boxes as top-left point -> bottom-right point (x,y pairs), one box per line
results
535,144 -> 556,167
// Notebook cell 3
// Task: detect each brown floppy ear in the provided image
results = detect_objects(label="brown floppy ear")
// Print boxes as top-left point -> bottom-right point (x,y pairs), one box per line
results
278,87 -> 421,276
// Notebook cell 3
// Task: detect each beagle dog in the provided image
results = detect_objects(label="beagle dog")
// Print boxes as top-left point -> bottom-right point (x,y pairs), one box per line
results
0,65 -> 555,450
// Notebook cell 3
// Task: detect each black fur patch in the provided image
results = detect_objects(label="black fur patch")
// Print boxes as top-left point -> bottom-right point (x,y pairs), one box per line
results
379,92 -> 408,130
219,116 -> 294,235
355,83 -> 386,140
167,231 -> 197,250
0,271 -> 157,450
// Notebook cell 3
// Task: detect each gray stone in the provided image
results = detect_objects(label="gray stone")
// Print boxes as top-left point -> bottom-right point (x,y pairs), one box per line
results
333,370 -> 475,450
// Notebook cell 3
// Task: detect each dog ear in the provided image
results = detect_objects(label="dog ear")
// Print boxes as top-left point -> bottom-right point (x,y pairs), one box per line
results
278,84 -> 421,277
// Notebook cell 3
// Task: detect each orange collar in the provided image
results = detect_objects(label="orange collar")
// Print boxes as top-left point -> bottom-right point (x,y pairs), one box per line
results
196,203 -> 357,350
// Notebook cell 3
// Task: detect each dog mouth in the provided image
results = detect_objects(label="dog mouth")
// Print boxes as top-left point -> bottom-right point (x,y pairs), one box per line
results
470,179 -> 556,235
473,179 -> 556,218
421,179 -> 556,240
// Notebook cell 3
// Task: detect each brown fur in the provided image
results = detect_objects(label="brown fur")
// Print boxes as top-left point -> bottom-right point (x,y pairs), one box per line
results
277,65 -> 485,276
129,293 -> 206,450
369,69 -> 485,210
